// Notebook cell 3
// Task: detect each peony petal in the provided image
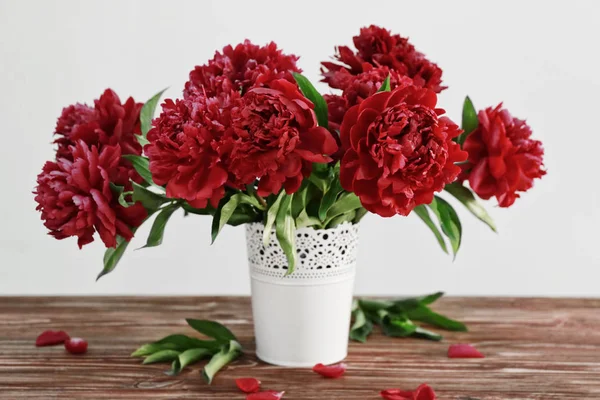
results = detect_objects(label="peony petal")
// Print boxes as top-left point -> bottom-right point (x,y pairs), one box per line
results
380,389 -> 413,400
235,377 -> 261,394
246,391 -> 285,400
448,343 -> 485,358
340,105 -> 360,150
359,91 -> 391,114
312,362 -> 347,379
36,330 -> 70,346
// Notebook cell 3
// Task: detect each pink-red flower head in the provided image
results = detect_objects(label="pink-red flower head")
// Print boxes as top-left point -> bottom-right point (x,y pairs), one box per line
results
461,104 -> 545,207
228,79 -> 338,196
54,89 -> 143,161
145,92 -> 239,209
339,85 -> 467,217
185,40 -> 301,98
34,142 -> 147,248
322,25 -> 445,94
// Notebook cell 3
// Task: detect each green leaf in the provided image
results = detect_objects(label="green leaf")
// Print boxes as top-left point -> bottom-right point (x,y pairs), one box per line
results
154,334 -> 221,352
131,342 -> 179,357
413,205 -> 448,254
211,194 -> 240,244
169,348 -> 213,375
319,178 -> 343,221
378,75 -> 391,92
326,210 -> 356,228
227,205 -> 260,226
292,182 -> 317,219
418,292 -> 445,305
324,192 -> 362,225
381,314 -> 418,337
350,307 -> 373,343
142,349 -> 180,365
457,96 -> 478,145
412,326 -> 443,341
140,88 -> 168,138
122,155 -> 157,187
292,73 -> 328,128
97,236 -> 130,280
212,193 -> 265,243
186,319 -> 237,343
406,305 -> 467,332
143,204 -> 179,248
132,334 -> 221,357
263,191 -> 285,246
275,194 -> 297,274
295,209 -> 322,229
353,207 -> 368,223
202,340 -> 243,384
445,183 -> 497,232
181,202 -> 214,216
388,292 -> 444,313
132,181 -> 169,211
110,183 -> 133,208
428,196 -> 462,258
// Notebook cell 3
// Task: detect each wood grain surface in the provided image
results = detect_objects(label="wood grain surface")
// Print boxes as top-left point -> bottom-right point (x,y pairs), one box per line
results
0,297 -> 599,399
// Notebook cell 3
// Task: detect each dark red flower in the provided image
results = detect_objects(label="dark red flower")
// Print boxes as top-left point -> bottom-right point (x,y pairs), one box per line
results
312,362 -> 347,378
54,89 -> 143,160
34,141 -> 147,248
326,66 -> 414,131
461,104 -> 545,207
145,92 -> 238,208
381,384 -> 436,400
228,79 -> 338,196
448,343 -> 485,358
36,330 -> 70,346
185,40 -> 301,98
53,89 -> 144,186
322,25 -> 445,93
236,377 -> 261,393
339,85 -> 467,217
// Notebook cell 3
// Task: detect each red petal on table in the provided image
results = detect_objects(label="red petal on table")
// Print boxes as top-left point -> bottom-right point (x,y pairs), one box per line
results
448,343 -> 485,358
312,362 -> 347,378
413,383 -> 437,400
246,391 -> 285,400
381,384 -> 436,400
35,330 -> 70,346
64,337 -> 88,354
236,377 -> 261,393
380,388 -> 413,400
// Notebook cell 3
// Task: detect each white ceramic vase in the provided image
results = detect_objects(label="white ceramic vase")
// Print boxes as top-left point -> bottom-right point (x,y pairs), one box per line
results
245,222 -> 359,367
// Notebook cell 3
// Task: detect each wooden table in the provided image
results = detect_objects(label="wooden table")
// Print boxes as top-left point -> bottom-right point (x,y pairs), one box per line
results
0,297 -> 599,399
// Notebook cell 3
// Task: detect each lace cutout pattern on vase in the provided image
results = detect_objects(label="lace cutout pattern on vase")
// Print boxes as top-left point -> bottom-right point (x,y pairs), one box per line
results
246,222 -> 359,284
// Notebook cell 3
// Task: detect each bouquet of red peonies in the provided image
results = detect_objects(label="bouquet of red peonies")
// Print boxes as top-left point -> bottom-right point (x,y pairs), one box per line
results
34,25 -> 546,278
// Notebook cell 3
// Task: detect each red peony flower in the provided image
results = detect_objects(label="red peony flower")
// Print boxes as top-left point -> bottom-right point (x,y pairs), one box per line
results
145,92 -> 238,208
339,85 -> 467,217
228,79 -> 338,196
34,141 -> 147,248
184,40 -> 301,98
54,89 -> 143,160
461,104 -> 545,207
325,66 -> 413,132
322,25 -> 445,93
53,89 -> 144,186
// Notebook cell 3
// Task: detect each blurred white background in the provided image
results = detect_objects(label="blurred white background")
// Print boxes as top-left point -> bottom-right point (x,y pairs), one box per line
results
0,0 -> 598,296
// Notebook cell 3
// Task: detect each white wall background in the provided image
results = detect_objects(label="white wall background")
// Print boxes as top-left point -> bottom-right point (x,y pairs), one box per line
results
0,0 -> 598,296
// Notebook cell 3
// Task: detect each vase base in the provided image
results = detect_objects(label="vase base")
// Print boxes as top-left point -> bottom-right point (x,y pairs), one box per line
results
255,351 -> 348,368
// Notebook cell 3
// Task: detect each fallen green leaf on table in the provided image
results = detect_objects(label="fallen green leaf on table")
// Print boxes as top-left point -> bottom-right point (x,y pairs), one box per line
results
131,319 -> 242,383
351,292 -> 466,342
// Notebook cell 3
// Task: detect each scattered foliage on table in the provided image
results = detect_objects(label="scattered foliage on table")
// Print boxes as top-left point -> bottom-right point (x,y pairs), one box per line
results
351,292 -> 467,342
131,319 -> 242,384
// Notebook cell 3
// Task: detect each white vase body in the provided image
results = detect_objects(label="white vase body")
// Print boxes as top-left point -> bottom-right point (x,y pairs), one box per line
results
245,222 -> 359,367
